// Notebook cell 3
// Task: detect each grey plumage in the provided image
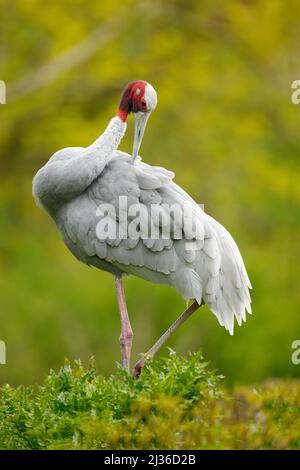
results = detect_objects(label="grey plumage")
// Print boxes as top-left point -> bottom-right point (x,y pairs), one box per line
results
33,116 -> 252,335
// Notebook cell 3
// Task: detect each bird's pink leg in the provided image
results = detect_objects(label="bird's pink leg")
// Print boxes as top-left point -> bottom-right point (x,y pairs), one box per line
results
114,275 -> 133,372
133,300 -> 203,379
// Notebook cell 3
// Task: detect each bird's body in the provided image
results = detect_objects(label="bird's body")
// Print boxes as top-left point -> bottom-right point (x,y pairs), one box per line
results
33,81 -> 252,375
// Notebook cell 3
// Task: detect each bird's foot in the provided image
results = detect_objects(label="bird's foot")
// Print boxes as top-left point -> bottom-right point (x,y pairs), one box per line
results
132,356 -> 147,379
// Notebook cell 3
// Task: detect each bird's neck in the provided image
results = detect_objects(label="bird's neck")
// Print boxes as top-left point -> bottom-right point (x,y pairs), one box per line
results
91,116 -> 127,153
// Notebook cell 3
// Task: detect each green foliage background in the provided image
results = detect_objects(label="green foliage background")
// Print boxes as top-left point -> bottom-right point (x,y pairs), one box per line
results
0,0 -> 299,386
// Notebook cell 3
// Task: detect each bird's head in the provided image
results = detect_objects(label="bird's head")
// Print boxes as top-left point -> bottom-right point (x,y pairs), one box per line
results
118,80 -> 157,161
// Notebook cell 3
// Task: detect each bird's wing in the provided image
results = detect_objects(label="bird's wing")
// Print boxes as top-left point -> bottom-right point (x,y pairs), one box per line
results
155,179 -> 252,335
65,153 -> 185,280
63,152 -> 251,334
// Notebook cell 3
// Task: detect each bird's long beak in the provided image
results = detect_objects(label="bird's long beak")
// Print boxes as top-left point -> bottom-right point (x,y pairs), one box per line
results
132,112 -> 150,163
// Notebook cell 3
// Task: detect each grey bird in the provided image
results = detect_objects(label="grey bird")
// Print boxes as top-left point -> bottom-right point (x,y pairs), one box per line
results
33,80 -> 252,378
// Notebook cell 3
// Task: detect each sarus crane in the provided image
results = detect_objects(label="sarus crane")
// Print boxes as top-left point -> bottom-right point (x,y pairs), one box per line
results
33,80 -> 252,378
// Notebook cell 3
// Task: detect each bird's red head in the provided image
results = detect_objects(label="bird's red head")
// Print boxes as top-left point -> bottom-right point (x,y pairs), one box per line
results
118,80 -> 157,122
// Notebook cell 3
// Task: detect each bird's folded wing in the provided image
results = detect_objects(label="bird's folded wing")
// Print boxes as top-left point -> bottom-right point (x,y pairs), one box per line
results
63,152 -> 251,334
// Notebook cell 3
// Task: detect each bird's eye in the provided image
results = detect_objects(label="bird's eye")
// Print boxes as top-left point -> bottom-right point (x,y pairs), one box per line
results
135,88 -> 141,95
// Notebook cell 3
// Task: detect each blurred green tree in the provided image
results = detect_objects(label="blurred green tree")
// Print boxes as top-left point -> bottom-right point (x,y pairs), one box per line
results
0,0 -> 299,385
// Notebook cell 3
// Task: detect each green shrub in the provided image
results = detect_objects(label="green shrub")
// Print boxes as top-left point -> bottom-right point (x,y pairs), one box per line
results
0,350 -> 299,450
